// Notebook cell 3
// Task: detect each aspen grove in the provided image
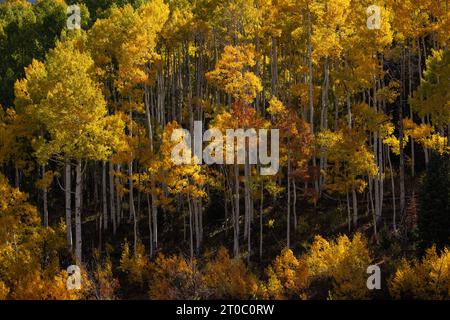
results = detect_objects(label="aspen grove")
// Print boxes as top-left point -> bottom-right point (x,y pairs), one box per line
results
0,0 -> 449,300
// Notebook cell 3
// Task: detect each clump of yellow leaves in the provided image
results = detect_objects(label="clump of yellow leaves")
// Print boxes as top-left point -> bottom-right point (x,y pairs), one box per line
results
119,241 -> 150,287
390,246 -> 450,299
0,281 -> 9,299
265,248 -> 309,299
148,253 -> 200,300
316,128 -> 378,194
0,174 -> 81,300
88,0 -> 169,93
404,118 -> 449,155
306,233 -> 372,299
410,49 -> 450,128
261,234 -> 373,300
202,247 -> 259,299
206,45 -> 262,104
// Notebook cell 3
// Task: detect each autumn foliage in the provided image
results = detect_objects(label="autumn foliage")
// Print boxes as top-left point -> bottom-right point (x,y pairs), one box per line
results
0,0 -> 449,301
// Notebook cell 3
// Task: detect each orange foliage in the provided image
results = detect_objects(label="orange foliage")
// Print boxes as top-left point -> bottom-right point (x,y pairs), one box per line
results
265,248 -> 309,299
148,253 -> 200,300
202,247 -> 258,299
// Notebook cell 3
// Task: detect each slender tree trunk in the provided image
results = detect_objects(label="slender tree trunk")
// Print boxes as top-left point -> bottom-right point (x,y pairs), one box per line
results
271,37 -> 278,97
307,6 -> 314,132
352,188 -> 358,228
145,84 -> 158,252
346,190 -> 351,232
15,166 -> 19,188
287,143 -> 291,248
307,5 -> 319,195
147,194 -> 153,258
194,198 -> 200,254
346,92 -> 352,128
247,200 -> 251,264
75,160 -> 82,262
42,165 -> 48,227
387,145 -> 397,231
102,161 -> 108,230
259,181 -> 264,261
399,50 -> 406,218
378,132 -> 384,222
371,76 -> 382,229
417,38 -> 429,166
369,176 -> 377,236
109,161 -> 116,234
98,213 -> 103,253
151,178 -> 158,252
408,48 -> 415,177
65,160 -> 73,252
188,193 -> 194,263
129,160 -> 137,255
116,164 -> 122,227
198,199 -> 203,245
255,35 -> 260,112
320,58 -> 329,190
293,180 -> 297,231
244,150 -> 251,262
234,165 -> 240,257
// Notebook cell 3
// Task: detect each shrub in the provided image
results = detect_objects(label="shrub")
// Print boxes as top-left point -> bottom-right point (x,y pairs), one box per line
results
148,253 -> 200,300
0,174 -> 76,300
305,233 -> 372,299
202,247 -> 259,299
0,281 -> 8,300
390,246 -> 450,299
119,241 -> 150,287
93,257 -> 120,300
265,248 -> 308,299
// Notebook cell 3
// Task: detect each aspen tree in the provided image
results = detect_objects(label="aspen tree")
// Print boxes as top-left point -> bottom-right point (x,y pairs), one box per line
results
14,38 -> 125,262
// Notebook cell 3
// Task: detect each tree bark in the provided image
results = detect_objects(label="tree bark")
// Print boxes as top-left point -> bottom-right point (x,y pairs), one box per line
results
42,165 -> 48,227
352,188 -> 358,228
188,193 -> 194,262
387,145 -> 397,231
399,50 -> 406,218
109,161 -> 116,234
65,160 -> 73,252
287,142 -> 291,248
259,181 -> 264,261
102,161 -> 108,230
129,160 -> 137,255
233,165 -> 240,257
147,194 -> 153,258
75,160 -> 82,262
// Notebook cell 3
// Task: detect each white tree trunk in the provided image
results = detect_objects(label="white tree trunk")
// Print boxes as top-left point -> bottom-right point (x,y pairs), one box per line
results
293,180 -> 297,231
102,161 -> 108,230
259,181 -> 264,261
287,145 -> 291,248
116,164 -> 122,227
352,188 -> 358,228
188,194 -> 194,262
75,160 -> 82,262
42,165 -> 49,227
147,194 -> 153,257
129,161 -> 137,255
387,145 -> 396,231
234,165 -> 240,257
65,160 -> 73,251
109,161 -> 116,234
